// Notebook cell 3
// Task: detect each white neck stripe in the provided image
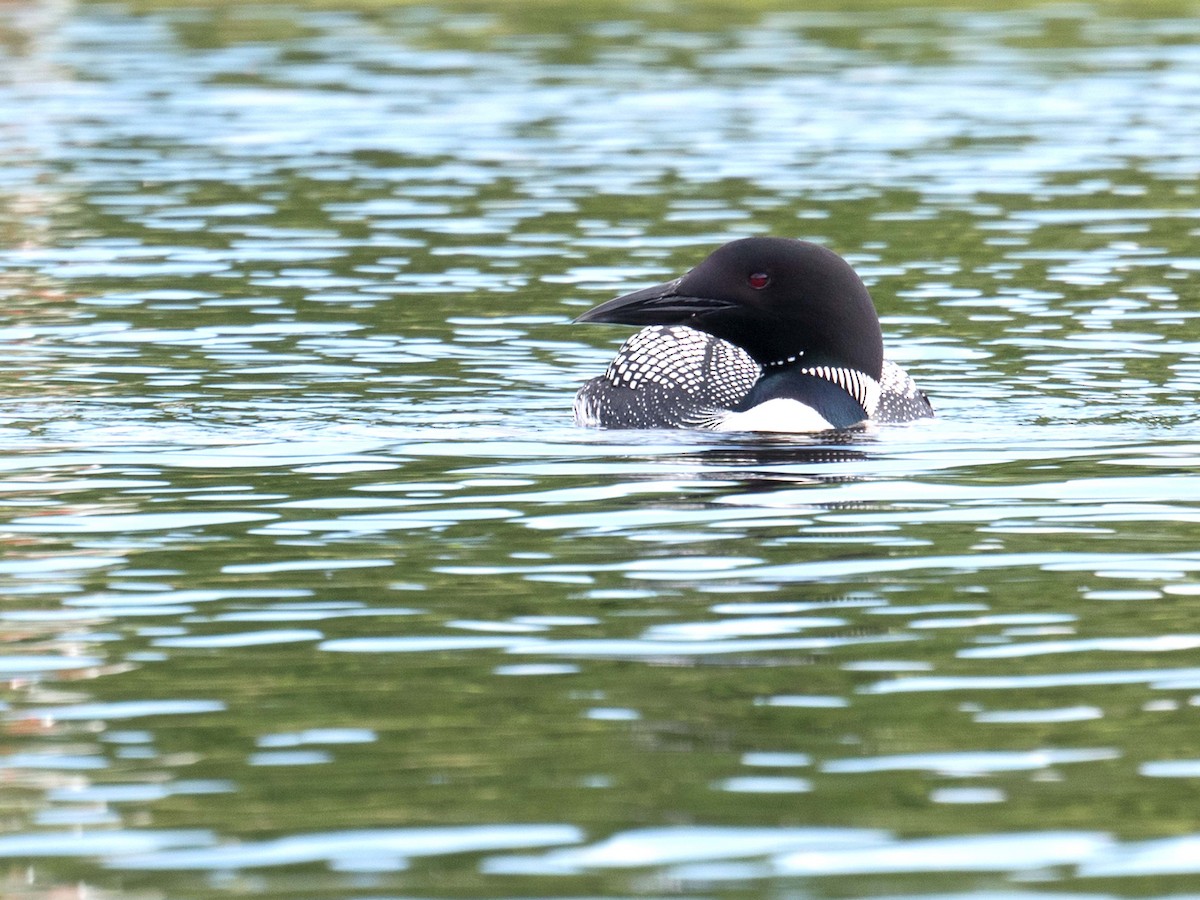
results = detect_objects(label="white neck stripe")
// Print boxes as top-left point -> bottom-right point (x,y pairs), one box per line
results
796,365 -> 881,416
765,351 -> 804,368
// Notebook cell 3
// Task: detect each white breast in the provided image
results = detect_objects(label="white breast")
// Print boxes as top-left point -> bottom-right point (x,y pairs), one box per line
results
710,398 -> 839,434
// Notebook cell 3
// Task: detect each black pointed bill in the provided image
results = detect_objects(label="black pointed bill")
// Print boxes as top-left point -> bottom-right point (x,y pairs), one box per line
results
574,280 -> 737,325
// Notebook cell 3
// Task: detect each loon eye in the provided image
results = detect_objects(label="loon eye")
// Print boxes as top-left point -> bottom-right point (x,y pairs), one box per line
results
748,272 -> 770,290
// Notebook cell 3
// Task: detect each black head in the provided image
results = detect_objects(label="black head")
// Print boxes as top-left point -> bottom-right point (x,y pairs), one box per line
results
574,237 -> 884,379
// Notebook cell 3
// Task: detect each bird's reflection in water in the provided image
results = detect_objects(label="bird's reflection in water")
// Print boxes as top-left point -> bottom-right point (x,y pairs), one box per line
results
648,430 -> 879,492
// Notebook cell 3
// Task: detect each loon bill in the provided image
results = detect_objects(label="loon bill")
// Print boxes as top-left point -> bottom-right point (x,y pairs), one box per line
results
572,237 -> 934,433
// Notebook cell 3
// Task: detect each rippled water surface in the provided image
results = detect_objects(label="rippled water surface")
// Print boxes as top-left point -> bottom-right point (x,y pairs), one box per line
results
4,1 -> 1200,897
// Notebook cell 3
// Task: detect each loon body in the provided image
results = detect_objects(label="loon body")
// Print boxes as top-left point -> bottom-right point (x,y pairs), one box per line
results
573,238 -> 933,433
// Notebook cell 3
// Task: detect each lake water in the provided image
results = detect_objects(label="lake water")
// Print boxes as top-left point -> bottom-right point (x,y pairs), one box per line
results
3,0 -> 1200,896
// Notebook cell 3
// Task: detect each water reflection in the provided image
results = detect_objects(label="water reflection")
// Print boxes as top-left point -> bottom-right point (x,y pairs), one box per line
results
4,0 -> 1200,897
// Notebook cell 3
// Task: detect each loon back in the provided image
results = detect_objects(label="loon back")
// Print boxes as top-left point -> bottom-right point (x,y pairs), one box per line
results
574,324 -> 933,432
573,325 -> 759,430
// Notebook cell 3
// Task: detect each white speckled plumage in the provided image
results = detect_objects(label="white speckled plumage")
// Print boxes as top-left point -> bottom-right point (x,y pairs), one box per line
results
575,325 -> 932,432
876,358 -> 936,424
574,325 -> 760,429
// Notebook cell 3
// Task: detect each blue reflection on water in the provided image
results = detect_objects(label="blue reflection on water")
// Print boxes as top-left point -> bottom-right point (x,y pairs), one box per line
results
3,1 -> 1200,896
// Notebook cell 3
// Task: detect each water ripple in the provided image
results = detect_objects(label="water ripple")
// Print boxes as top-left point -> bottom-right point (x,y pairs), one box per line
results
3,2 -> 1200,895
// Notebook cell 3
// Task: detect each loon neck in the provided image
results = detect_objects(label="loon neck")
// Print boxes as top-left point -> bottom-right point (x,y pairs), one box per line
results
759,354 -> 881,418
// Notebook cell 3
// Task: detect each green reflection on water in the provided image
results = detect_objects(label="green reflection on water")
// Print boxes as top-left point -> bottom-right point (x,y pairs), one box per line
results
4,0 -> 1200,896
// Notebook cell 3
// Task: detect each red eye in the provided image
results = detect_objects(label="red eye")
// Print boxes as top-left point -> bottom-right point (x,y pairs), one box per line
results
748,272 -> 770,290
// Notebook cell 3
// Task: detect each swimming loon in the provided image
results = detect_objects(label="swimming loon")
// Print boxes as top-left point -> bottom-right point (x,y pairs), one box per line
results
573,237 -> 933,433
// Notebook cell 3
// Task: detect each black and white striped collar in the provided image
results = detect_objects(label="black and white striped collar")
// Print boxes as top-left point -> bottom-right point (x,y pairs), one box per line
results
765,352 -> 805,369
765,353 -> 880,416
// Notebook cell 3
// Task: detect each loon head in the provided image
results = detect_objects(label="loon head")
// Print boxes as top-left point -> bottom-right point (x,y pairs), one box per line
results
574,237 -> 884,380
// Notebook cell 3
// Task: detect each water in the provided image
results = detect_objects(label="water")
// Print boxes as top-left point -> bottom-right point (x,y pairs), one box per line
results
3,0 -> 1200,896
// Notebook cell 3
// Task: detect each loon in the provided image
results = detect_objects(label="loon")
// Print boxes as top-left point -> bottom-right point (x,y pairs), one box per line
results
573,237 -> 933,433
